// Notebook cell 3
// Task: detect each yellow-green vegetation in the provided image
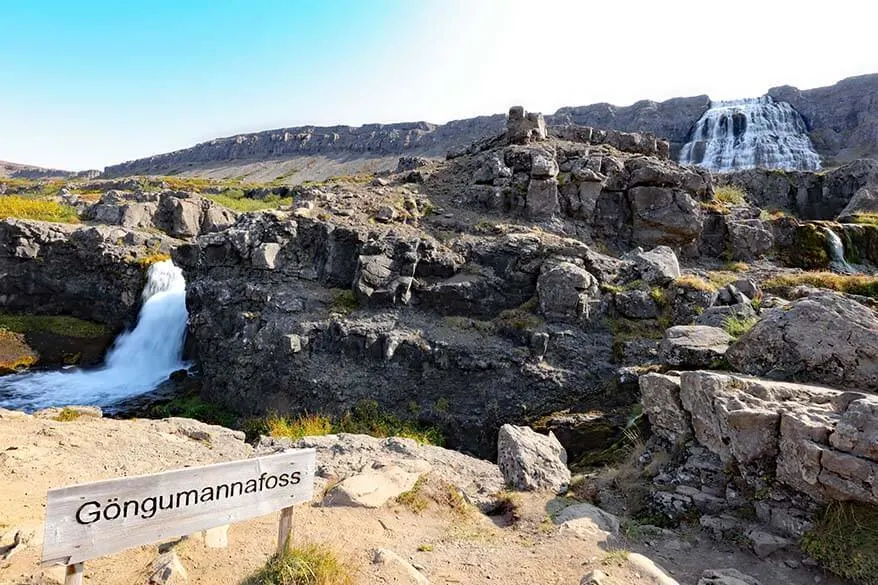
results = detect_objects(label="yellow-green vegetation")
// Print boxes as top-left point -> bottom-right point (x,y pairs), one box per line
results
0,196 -> 78,223
765,272 -> 878,298
494,298 -> 542,332
260,400 -> 443,446
700,200 -> 731,215
241,541 -> 355,585
205,192 -> 292,212
416,544 -> 434,552
264,414 -> 333,441
327,289 -> 358,315
724,261 -> 749,272
722,315 -> 759,339
147,391 -> 239,429
714,185 -> 747,206
601,549 -> 630,567
850,213 -> 878,227
785,223 -> 830,269
0,329 -> 37,373
396,474 -> 472,517
706,271 -> 739,289
0,314 -> 107,338
674,274 -> 717,292
801,501 -> 878,584
53,407 -> 82,422
132,253 -> 171,267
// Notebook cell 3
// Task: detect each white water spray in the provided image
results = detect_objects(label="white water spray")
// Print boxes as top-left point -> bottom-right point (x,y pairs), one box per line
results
823,227 -> 855,274
0,260 -> 189,411
679,96 -> 821,172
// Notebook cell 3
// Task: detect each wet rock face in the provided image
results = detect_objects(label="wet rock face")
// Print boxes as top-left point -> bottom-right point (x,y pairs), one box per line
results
175,213 -> 620,457
0,219 -> 176,330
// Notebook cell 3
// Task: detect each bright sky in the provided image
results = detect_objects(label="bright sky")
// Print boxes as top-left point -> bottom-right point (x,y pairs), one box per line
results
1,0 -> 875,170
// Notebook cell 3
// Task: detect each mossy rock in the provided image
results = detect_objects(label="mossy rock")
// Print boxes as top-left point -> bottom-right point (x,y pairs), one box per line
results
842,223 -> 878,266
785,223 -> 830,269
0,330 -> 38,374
0,314 -> 114,369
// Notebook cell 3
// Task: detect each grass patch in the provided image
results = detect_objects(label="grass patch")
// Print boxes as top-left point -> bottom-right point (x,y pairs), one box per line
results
132,253 -> 171,267
801,501 -> 878,584
724,261 -> 749,273
396,474 -> 472,517
0,314 -> 106,338
265,414 -> 333,441
327,289 -> 358,315
722,315 -> 759,339
765,272 -> 878,298
601,549 -> 630,567
0,196 -> 79,223
241,541 -> 355,585
205,193 -> 292,212
714,185 -> 747,206
416,544 -> 433,552
674,274 -> 717,292
146,391 -> 239,429
54,407 -> 82,422
396,476 -> 430,513
850,213 -> 878,227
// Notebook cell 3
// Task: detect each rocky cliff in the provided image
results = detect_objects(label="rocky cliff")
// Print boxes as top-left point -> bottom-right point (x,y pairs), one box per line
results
101,74 -> 876,182
769,73 -> 878,164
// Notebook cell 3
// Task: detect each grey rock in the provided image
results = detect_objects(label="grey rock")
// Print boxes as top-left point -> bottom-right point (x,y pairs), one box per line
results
375,206 -> 397,223
554,502 -> 620,534
746,528 -> 792,559
526,178 -> 560,218
396,156 -> 431,173
726,292 -> 878,392
628,187 -> 703,246
148,551 -> 187,585
623,245 -> 681,284
659,326 -> 732,368
507,106 -> 547,144
580,569 -> 608,585
726,219 -> 774,260
698,568 -> 762,585
615,289 -> 659,319
497,424 -> 570,492
640,373 -> 690,442
537,260 -> 598,320
695,303 -> 757,328
326,465 -> 427,508
372,548 -> 429,585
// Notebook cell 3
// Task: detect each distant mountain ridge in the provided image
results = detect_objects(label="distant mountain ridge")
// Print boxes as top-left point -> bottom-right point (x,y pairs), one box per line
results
0,160 -> 74,180
94,73 -> 878,182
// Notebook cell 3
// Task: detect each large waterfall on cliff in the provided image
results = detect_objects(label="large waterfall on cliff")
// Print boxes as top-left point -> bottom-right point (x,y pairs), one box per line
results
0,260 -> 189,410
679,96 -> 821,172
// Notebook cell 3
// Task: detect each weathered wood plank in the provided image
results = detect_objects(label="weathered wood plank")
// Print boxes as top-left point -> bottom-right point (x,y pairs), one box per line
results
277,506 -> 294,556
64,562 -> 84,585
42,449 -> 315,566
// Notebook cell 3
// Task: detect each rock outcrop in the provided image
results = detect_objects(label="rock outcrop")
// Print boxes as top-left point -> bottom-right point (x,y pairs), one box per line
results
726,292 -> 878,393
496,424 -> 570,492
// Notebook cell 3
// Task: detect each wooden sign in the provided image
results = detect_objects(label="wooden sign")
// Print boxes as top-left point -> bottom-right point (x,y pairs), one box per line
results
41,449 -> 316,568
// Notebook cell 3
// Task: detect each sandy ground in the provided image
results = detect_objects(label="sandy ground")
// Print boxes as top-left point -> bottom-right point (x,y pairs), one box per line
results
0,410 -> 843,585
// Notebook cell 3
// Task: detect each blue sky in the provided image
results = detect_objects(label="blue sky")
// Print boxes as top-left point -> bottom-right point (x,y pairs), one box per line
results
1,0 -> 875,170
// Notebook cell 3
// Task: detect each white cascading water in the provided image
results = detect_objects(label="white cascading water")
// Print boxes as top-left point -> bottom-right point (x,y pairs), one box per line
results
0,260 -> 189,411
823,227 -> 856,274
679,96 -> 821,172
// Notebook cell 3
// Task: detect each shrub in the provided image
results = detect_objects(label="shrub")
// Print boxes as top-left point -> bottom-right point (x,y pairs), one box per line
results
0,196 -> 78,223
54,407 -> 82,422
0,314 -> 107,338
801,501 -> 878,584
714,185 -> 747,206
266,414 -> 333,440
336,400 -> 443,446
241,541 -> 354,585
765,272 -> 878,298
487,491 -> 522,524
601,549 -> 630,567
722,315 -> 759,339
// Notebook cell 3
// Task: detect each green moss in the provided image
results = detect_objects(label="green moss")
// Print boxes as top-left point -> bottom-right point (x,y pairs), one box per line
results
722,315 -> 759,339
327,289 -> 358,315
335,399 -> 443,445
850,213 -> 878,227
786,223 -> 830,269
801,501 -> 878,584
765,272 -> 878,298
0,314 -> 107,338
146,392 -> 239,429
53,407 -> 82,422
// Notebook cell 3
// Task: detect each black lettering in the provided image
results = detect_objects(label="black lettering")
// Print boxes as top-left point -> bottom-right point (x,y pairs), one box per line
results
290,471 -> 301,485
176,489 -> 199,508
278,473 -> 290,487
265,475 -> 278,489
216,483 -> 230,499
200,486 -> 215,503
141,497 -> 158,519
103,501 -> 121,521
122,499 -> 139,518
230,481 -> 244,497
245,479 -> 258,494
75,501 -> 101,525
159,494 -> 175,510
258,473 -> 267,491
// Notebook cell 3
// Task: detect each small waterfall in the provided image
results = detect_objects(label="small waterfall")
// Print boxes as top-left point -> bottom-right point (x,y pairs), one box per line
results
679,96 -> 821,172
823,227 -> 855,274
0,260 -> 189,410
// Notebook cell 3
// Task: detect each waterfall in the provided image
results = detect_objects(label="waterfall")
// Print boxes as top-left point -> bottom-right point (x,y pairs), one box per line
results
823,227 -> 855,274
0,260 -> 189,411
679,96 -> 821,172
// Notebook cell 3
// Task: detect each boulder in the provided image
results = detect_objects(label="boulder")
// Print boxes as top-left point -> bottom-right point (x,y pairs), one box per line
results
726,292 -> 878,392
695,303 -> 757,328
838,185 -> 878,221
626,553 -> 680,585
554,502 -> 620,535
628,187 -> 702,246
497,424 -> 570,492
526,178 -> 560,218
659,326 -> 732,368
622,246 -> 681,284
639,373 -> 690,442
580,569 -> 609,585
325,465 -> 427,508
745,528 -> 791,558
726,219 -> 774,260
615,289 -> 659,319
372,548 -> 429,585
537,260 -> 599,320
507,106 -> 547,144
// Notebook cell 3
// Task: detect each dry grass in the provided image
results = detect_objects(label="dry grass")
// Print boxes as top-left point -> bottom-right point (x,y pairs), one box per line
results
132,253 -> 171,267
674,274 -> 716,292
0,196 -> 79,223
765,272 -> 878,298
714,185 -> 747,206
241,540 -> 355,585
724,262 -> 749,273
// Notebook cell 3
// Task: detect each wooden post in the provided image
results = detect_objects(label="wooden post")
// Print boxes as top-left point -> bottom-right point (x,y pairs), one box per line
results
64,563 -> 84,585
277,506 -> 294,556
